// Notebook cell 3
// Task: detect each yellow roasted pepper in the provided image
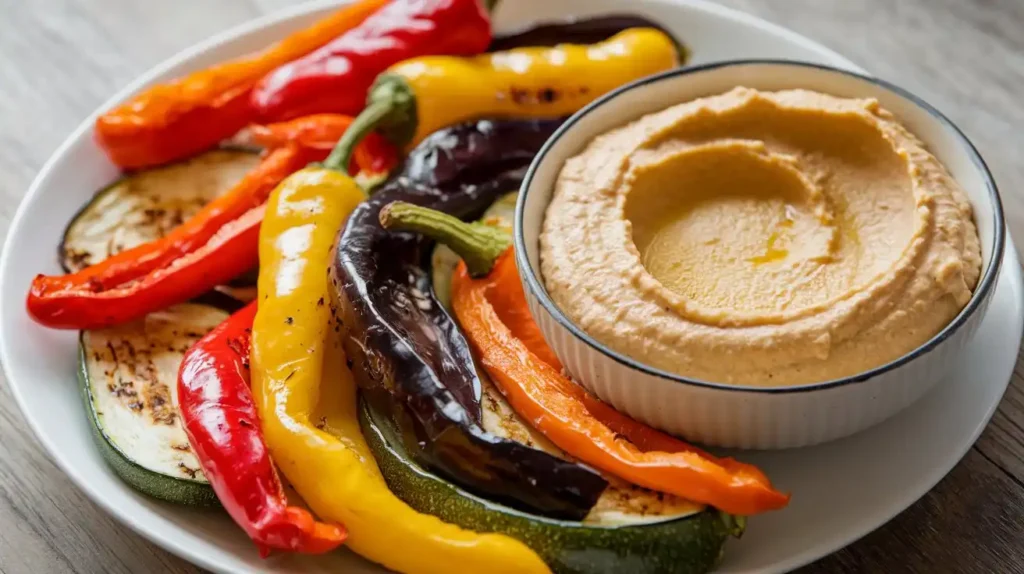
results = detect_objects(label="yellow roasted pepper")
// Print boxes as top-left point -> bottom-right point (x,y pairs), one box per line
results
249,165 -> 549,574
326,27 -> 680,169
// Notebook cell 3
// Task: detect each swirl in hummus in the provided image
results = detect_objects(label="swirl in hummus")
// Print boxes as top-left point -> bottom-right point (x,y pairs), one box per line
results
540,87 -> 982,386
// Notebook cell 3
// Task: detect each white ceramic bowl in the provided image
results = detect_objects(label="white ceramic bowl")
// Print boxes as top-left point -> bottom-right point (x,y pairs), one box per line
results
516,60 -> 1005,449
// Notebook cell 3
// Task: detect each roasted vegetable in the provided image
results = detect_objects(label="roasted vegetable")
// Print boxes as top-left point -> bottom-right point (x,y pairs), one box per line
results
29,116 -> 393,330
177,302 -> 346,557
331,118 -> 608,520
80,303 -> 227,505
361,397 -> 742,574
248,136 -> 547,572
252,0 -> 492,122
248,114 -> 397,173
380,202 -> 790,516
326,27 -> 681,169
94,0 -> 390,169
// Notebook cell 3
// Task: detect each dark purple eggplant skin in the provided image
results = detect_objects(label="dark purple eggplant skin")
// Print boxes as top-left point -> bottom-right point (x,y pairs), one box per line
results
331,119 -> 608,521
489,14 -> 689,63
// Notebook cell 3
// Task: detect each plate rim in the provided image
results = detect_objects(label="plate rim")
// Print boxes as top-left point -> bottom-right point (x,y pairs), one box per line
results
0,1 -> 1017,573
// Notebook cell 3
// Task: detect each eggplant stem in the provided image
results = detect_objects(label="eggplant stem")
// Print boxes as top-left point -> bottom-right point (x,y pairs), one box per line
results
379,201 -> 510,278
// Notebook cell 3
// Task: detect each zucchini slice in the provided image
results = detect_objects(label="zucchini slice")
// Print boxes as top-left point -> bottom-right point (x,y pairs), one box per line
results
80,303 -> 229,506
361,399 -> 740,574
60,148 -> 261,273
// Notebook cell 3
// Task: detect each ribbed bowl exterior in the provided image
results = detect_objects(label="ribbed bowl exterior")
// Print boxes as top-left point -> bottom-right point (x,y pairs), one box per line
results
515,62 -> 1005,450
523,281 -> 993,448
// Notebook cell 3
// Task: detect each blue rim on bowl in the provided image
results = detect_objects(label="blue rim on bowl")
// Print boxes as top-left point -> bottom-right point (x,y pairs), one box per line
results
514,59 -> 1005,395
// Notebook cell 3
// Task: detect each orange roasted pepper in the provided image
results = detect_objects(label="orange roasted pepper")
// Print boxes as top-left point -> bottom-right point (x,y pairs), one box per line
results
379,201 -> 790,516
94,0 -> 390,169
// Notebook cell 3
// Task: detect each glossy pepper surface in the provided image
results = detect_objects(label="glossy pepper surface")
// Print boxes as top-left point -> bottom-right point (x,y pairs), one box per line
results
252,0 -> 492,122
326,27 -> 680,169
331,119 -> 607,520
177,302 -> 346,557
379,202 -> 791,516
248,155 -> 548,574
28,205 -> 266,330
94,0 -> 389,169
28,116 -> 394,330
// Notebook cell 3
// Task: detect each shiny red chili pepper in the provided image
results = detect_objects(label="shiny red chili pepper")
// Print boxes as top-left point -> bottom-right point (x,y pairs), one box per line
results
251,0 -> 493,122
178,302 -> 346,557
40,146 -> 310,297
27,115 -> 397,331
28,205 -> 265,330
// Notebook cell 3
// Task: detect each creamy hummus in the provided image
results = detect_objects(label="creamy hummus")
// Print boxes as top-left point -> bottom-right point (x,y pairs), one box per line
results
540,87 -> 982,386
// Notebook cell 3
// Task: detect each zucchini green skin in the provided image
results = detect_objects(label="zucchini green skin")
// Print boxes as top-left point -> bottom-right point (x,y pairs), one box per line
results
360,399 -> 740,574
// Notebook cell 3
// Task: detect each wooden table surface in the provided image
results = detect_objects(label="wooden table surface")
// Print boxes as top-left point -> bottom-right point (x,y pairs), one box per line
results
2,0 -> 1023,572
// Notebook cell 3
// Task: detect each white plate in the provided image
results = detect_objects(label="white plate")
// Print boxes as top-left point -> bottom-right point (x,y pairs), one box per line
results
0,1 -> 1019,573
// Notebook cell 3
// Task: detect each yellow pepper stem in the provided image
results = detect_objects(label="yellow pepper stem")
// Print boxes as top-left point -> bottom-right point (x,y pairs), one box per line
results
325,75 -> 417,174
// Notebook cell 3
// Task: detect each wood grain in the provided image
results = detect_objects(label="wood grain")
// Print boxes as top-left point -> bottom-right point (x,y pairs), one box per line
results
0,0 -> 1022,573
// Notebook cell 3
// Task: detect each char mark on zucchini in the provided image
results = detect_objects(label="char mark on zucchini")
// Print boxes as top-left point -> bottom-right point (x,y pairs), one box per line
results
80,303 -> 229,506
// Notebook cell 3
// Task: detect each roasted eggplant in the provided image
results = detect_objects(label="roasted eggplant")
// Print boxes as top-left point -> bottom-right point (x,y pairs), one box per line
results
331,119 -> 608,520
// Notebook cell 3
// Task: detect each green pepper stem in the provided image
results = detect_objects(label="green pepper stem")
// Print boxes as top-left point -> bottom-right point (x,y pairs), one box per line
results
379,201 -> 510,278
323,98 -> 396,173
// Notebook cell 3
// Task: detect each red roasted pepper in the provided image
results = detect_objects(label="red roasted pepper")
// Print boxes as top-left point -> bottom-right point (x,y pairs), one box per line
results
94,0 -> 390,169
29,205 -> 265,329
249,114 -> 396,173
251,0 -> 493,122
44,146 -> 310,296
178,302 -> 346,557
28,116 -> 395,330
